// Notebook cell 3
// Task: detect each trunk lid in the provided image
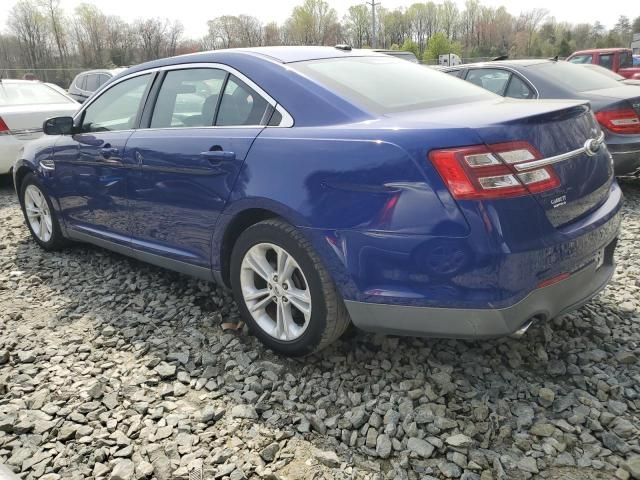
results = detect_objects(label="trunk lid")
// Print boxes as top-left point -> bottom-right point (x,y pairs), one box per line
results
0,104 -> 79,134
389,98 -> 613,227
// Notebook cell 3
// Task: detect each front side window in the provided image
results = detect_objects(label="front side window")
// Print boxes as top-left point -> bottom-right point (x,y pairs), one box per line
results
465,69 -> 511,95
216,75 -> 272,126
505,75 -> 535,99
568,54 -> 593,64
599,54 -> 614,70
151,68 -> 227,129
81,74 -> 151,133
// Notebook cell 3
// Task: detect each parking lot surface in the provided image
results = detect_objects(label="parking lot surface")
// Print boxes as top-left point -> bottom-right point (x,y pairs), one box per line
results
1,177 -> 639,480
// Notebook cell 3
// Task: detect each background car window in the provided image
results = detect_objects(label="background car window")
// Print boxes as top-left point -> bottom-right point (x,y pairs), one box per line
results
505,75 -> 535,99
97,74 -> 110,87
568,54 -> 593,64
82,74 -> 151,133
85,74 -> 99,92
77,74 -> 87,90
619,52 -> 633,68
445,70 -> 462,77
216,75 -> 271,126
151,68 -> 227,129
599,54 -> 614,70
465,69 -> 510,95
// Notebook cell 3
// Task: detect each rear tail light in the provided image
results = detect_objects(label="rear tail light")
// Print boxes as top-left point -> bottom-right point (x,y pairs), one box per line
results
595,108 -> 640,134
0,117 -> 9,135
429,141 -> 560,200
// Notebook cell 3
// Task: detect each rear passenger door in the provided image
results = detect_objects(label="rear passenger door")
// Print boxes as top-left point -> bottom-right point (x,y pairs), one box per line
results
125,66 -> 278,270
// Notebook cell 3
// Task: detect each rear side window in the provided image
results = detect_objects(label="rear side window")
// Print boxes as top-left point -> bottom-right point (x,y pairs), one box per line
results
151,68 -> 227,129
291,57 -> 494,114
505,75 -> 535,99
465,69 -> 510,95
445,69 -> 463,78
81,74 -> 151,133
216,75 -> 272,126
620,52 -> 633,68
599,54 -> 614,70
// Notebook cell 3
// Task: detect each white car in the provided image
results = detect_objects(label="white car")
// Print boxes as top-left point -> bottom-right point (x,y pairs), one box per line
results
0,79 -> 79,175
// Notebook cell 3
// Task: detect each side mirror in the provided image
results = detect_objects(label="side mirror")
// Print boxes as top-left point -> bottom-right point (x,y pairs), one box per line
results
43,116 -> 74,135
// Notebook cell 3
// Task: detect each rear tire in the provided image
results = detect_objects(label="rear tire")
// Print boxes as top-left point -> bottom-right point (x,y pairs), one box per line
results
230,219 -> 350,356
19,173 -> 68,251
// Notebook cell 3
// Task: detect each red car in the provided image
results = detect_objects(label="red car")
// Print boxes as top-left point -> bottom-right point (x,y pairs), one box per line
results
567,48 -> 640,79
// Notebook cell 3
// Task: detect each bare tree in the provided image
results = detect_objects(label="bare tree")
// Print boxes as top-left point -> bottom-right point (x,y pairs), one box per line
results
39,0 -> 67,66
136,18 -> 169,62
263,22 -> 282,46
7,0 -> 50,70
519,8 -> 549,55
343,4 -> 369,48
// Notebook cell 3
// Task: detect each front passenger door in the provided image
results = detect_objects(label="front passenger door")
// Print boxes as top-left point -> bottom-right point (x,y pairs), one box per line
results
55,73 -> 153,245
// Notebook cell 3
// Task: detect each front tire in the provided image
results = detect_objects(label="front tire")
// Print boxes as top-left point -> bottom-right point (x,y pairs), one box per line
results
230,219 -> 350,356
19,173 -> 68,251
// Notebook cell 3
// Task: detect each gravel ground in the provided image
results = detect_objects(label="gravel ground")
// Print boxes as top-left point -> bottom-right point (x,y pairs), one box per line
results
1,175 -> 640,480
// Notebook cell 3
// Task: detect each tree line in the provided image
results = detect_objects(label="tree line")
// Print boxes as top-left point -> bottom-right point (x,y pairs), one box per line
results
1,0 -> 639,86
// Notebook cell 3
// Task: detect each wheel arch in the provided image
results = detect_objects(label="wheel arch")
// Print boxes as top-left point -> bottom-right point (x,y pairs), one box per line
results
13,163 -> 36,198
216,208 -> 283,288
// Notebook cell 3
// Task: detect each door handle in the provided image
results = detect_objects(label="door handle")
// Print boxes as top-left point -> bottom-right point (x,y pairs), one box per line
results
200,150 -> 236,163
100,146 -> 118,159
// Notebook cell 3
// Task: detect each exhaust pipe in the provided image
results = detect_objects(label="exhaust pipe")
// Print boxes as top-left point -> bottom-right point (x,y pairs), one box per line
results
510,318 -> 535,339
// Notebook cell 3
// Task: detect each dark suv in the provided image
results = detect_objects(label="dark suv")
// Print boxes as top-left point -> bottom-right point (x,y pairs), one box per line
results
68,68 -> 125,103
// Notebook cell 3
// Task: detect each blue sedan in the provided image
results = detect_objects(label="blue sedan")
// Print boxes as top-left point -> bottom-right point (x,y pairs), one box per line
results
13,47 -> 621,356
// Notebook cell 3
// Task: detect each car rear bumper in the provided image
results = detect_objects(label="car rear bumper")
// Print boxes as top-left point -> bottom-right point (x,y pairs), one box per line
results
606,137 -> 640,176
0,133 -> 43,174
344,238 -> 616,338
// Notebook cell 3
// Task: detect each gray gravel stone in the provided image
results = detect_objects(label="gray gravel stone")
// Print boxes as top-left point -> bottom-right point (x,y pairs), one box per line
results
407,437 -> 435,458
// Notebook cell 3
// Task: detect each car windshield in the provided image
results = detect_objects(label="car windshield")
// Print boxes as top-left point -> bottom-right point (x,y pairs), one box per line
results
530,62 -> 623,92
291,56 -> 495,114
0,81 -> 74,106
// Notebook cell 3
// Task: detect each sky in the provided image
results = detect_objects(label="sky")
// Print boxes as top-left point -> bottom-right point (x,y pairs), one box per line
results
0,0 -> 637,38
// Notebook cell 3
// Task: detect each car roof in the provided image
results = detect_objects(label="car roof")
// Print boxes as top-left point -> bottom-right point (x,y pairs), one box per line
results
571,48 -> 632,55
150,46 -> 388,67
76,68 -> 126,76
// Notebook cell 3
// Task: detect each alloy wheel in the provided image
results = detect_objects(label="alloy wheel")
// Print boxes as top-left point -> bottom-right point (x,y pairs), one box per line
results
24,185 -> 53,243
239,242 -> 312,341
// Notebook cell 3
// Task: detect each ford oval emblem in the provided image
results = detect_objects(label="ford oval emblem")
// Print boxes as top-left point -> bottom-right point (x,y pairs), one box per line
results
584,137 -> 601,157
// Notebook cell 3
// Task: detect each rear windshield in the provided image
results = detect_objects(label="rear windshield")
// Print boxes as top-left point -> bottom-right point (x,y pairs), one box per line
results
291,56 -> 495,114
582,65 -> 626,81
0,82 -> 74,106
530,62 -> 623,92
